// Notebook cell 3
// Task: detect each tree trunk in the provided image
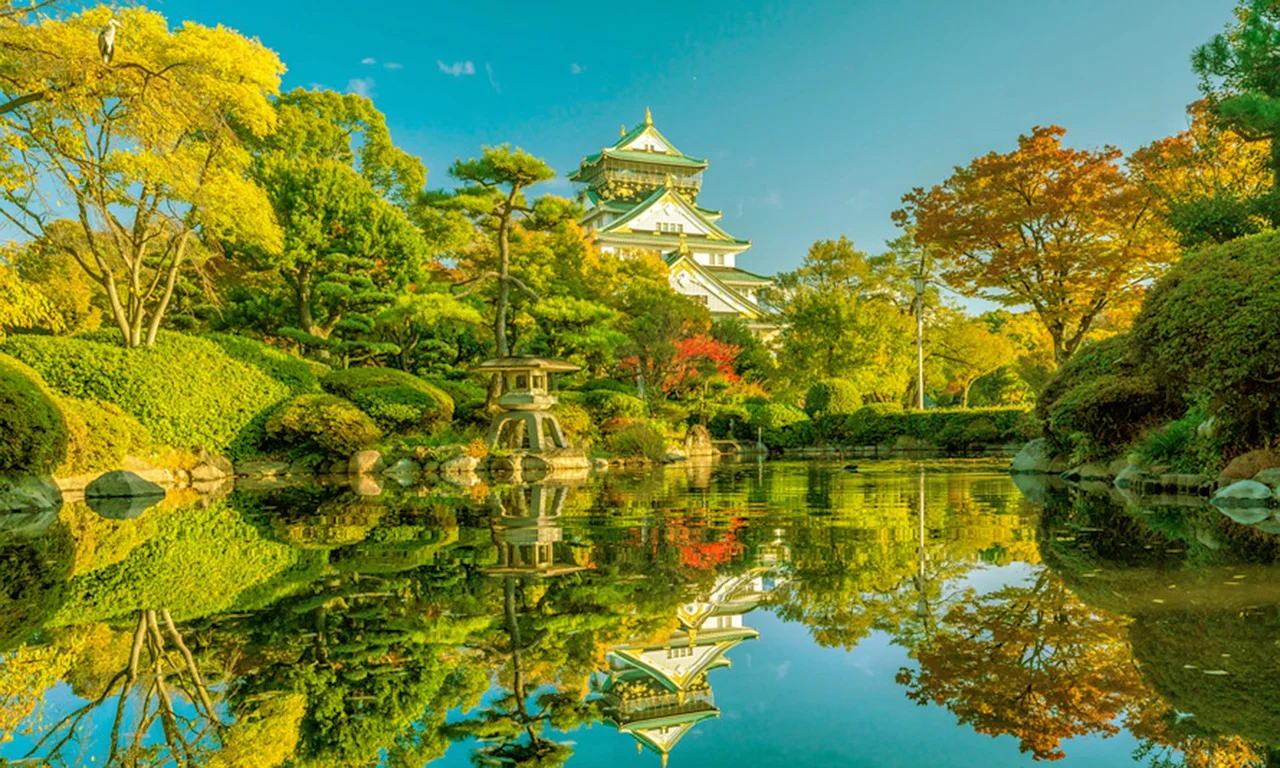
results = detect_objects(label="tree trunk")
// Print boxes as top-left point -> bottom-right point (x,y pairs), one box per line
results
962,380 -> 973,408
144,233 -> 188,346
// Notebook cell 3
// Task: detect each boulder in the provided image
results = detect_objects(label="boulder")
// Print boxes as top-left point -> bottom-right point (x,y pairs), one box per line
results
121,456 -> 175,486
383,458 -> 421,476
1210,480 -> 1274,508
1219,449 -> 1280,482
349,450 -> 385,476
85,470 -> 166,499
1009,438 -> 1068,475
190,462 -> 229,482
664,448 -> 688,464
235,460 -> 290,477
1252,468 -> 1280,491
1061,463 -> 1112,482
87,493 -> 164,520
592,458 -> 610,471
683,425 -> 715,459
442,455 -> 480,475
0,476 -> 62,513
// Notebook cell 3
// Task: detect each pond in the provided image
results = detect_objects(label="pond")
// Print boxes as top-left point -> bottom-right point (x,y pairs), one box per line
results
2,460 -> 1278,767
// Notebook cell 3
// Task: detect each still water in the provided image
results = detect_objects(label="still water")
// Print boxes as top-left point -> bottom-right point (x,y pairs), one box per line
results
2,460 -> 1278,767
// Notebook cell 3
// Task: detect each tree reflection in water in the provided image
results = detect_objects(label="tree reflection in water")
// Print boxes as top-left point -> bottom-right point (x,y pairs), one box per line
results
2,462 -> 1280,766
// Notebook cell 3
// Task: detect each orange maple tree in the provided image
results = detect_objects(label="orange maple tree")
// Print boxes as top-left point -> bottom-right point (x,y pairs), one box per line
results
894,126 -> 1177,366
896,571 -> 1146,761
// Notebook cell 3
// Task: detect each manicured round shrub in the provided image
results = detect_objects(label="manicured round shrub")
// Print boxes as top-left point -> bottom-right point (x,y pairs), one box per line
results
749,402 -> 812,448
0,352 -> 67,475
804,378 -> 862,418
265,394 -> 382,456
58,398 -> 151,476
1133,230 -> 1280,448
2,332 -> 289,457
204,333 -> 322,394
352,386 -> 447,435
320,367 -> 453,427
583,389 -> 646,420
707,403 -> 752,440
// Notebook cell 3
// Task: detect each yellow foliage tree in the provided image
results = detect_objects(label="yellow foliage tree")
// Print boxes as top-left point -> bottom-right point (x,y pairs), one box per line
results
0,5 -> 284,346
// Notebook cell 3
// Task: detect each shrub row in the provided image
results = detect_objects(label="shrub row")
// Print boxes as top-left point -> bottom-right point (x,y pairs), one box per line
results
0,353 -> 151,477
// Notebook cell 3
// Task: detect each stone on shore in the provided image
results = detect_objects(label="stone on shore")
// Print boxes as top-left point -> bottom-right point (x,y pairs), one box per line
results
1251,467 -> 1280,491
1010,438 -> 1068,475
1210,480 -> 1274,508
235,460 -> 290,477
85,470 -> 166,499
1219,449 -> 1280,482
0,476 -> 62,513
348,450 -> 385,476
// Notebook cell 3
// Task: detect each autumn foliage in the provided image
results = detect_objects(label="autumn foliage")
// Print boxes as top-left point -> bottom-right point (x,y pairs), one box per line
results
895,126 -> 1177,366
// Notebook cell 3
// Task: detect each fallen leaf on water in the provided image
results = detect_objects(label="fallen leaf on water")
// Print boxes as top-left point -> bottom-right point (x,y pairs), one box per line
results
1203,670 -> 1230,676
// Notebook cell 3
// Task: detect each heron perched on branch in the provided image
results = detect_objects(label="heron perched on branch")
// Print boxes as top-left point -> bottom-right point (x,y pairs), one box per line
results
98,18 -> 120,65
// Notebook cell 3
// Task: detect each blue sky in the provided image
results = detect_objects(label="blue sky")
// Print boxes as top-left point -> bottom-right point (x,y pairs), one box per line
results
159,0 -> 1235,276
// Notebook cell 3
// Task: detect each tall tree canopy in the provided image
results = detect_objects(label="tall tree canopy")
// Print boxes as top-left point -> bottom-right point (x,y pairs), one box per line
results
241,89 -> 435,365
894,126 -> 1176,366
1193,0 -> 1280,194
770,236 -> 914,401
0,6 -> 284,347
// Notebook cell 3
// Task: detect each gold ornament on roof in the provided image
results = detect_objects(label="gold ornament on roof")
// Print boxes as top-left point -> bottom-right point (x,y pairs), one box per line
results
645,106 -> 653,125
677,233 -> 690,256
620,124 -> 626,138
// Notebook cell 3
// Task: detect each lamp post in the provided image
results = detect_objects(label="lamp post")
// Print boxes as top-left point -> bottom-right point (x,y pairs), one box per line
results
911,273 -> 926,410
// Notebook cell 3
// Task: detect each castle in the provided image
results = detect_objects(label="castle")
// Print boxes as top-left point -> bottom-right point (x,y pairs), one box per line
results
570,109 -> 776,335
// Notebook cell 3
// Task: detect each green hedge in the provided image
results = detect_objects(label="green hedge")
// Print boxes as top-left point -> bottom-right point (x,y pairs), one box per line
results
0,352 -> 67,475
1134,230 -> 1280,449
604,420 -> 667,462
320,367 -> 453,429
205,333 -> 324,394
266,394 -> 382,456
2,332 -> 289,457
757,404 -> 1035,451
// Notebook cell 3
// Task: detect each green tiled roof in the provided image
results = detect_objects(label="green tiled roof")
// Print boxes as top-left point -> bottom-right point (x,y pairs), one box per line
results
606,231 -> 752,247
706,266 -> 773,285
577,148 -> 707,169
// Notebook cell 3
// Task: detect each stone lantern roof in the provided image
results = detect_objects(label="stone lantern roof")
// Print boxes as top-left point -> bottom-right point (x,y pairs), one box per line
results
474,357 -> 580,374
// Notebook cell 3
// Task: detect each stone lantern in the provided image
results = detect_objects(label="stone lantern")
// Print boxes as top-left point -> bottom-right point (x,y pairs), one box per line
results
476,357 -> 580,452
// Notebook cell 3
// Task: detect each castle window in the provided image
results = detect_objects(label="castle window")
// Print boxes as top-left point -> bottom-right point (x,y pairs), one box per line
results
711,253 -> 725,266
657,222 -> 684,234
689,294 -> 708,306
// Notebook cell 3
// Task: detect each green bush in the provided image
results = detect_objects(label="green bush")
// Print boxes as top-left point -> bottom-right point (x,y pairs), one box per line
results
58,398 -> 150,476
1038,334 -> 1171,460
754,404 -> 1033,452
804,378 -> 862,418
577,378 -> 634,395
1134,230 -> 1280,449
2,332 -> 289,457
321,367 -> 454,428
0,352 -> 67,475
424,376 -> 486,422
352,386 -> 448,435
204,333 -> 322,394
265,394 -> 382,456
583,389 -> 646,420
1133,404 -> 1224,475
552,401 -> 592,442
604,421 -> 667,462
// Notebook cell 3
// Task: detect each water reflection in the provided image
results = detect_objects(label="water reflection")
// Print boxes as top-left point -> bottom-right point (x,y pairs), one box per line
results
1,461 -> 1279,766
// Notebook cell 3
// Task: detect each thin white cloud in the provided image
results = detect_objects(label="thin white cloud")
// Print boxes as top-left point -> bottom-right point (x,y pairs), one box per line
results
485,62 -> 500,92
762,189 -> 783,209
438,60 -> 475,76
361,57 -> 376,65
570,62 -> 583,75
346,77 -> 374,98
384,61 -> 403,70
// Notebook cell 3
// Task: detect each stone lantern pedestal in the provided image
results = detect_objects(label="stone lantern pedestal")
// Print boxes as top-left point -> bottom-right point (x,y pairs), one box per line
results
476,357 -> 590,474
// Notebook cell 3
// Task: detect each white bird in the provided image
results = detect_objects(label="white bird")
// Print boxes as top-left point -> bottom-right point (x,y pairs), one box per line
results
98,18 -> 120,66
